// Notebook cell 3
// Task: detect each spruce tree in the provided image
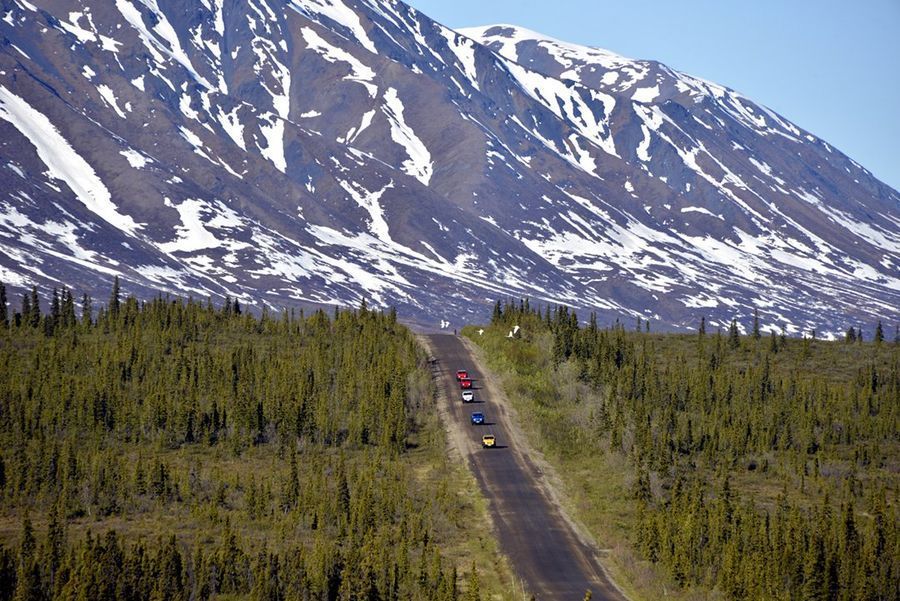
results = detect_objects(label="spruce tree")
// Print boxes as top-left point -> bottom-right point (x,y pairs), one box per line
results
50,288 -> 60,330
633,466 -> 652,503
802,536 -> 826,601
874,321 -> 884,344
46,502 -> 66,588
0,547 -> 14,601
0,282 -> 7,328
109,275 -> 121,319
153,535 -> 184,601
728,318 -> 740,349
285,450 -> 300,510
752,308 -> 761,340
491,300 -> 502,324
28,286 -> 39,328
13,516 -> 41,601
20,292 -> 31,329
81,294 -> 92,327
464,563 -> 481,601
62,288 -> 76,327
18,516 -> 35,562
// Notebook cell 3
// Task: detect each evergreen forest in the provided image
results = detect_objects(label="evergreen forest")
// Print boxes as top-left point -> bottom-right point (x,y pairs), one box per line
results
0,280 -> 502,601
470,300 -> 898,601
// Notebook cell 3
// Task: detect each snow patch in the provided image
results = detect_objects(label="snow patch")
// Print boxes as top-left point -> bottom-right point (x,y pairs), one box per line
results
217,106 -> 246,150
441,28 -> 479,90
179,93 -> 199,121
159,197 -> 247,253
289,0 -> 378,54
632,85 -> 659,103
5,162 -> 26,178
0,85 -> 142,235
340,180 -> 394,240
258,113 -> 286,173
504,60 -> 617,159
382,88 -> 433,185
0,265 -> 30,287
120,148 -> 151,168
681,206 -> 723,220
98,85 -> 127,118
115,0 -> 213,89
346,109 -> 375,144
636,125 -> 651,162
300,27 -> 377,98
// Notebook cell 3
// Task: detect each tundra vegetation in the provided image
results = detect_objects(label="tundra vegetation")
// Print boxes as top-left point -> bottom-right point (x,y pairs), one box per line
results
0,280 -> 508,601
468,300 -> 898,601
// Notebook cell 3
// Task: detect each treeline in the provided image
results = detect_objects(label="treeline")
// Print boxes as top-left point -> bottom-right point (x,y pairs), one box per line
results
3,512 -> 457,601
1,280 -> 410,454
0,280 -> 477,601
488,300 -> 899,601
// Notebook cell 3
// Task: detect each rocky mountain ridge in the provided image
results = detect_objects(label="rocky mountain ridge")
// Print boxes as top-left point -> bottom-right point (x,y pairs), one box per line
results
1,0 -> 898,334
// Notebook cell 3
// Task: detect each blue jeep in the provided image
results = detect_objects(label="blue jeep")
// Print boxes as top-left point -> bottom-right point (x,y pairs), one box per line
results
470,412 -> 485,425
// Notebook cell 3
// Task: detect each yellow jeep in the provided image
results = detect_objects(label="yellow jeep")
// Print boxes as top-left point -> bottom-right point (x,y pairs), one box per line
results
481,434 -> 496,448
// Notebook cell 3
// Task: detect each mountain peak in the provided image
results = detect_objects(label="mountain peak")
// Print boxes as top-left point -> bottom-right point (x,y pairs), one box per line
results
458,23 -> 628,65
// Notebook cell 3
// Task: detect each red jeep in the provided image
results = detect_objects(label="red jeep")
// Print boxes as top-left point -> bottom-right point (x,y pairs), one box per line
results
456,369 -> 468,381
460,378 -> 473,389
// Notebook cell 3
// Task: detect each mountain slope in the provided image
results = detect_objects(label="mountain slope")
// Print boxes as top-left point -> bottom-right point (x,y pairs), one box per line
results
1,0 -> 897,334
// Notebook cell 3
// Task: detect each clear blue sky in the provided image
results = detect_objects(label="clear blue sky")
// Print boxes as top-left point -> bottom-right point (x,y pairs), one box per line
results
409,0 -> 900,192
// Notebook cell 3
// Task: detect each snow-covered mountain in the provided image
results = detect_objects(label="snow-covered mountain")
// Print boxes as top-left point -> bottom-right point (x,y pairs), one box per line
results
1,0 -> 898,334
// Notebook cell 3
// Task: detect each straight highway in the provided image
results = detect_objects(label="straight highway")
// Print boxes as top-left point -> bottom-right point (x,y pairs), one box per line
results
426,334 -> 625,601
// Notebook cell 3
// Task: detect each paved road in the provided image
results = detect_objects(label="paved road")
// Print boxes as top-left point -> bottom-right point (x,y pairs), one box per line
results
426,334 -> 625,601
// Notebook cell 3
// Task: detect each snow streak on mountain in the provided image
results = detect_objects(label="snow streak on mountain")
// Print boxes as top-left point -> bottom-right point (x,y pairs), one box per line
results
1,0 -> 898,334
